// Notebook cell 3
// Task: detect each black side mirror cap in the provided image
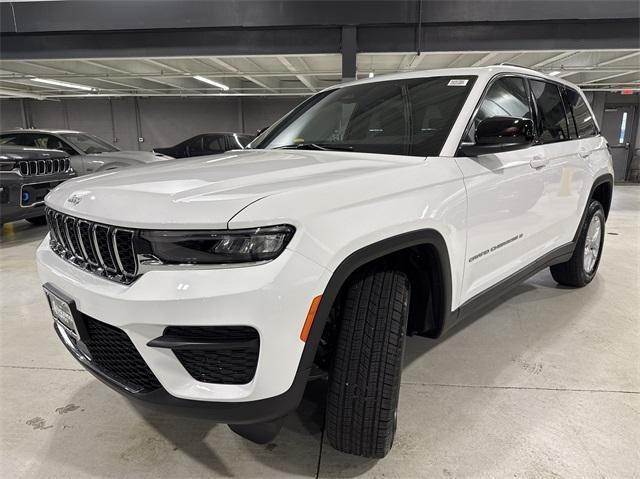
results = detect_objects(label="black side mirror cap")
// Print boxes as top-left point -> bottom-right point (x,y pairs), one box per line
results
461,116 -> 535,156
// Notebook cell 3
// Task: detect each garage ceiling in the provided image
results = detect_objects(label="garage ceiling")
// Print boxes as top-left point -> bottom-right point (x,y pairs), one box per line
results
0,49 -> 638,99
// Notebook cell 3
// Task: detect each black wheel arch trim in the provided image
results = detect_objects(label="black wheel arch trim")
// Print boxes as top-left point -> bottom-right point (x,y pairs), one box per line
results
574,173 -> 613,242
296,228 -> 454,373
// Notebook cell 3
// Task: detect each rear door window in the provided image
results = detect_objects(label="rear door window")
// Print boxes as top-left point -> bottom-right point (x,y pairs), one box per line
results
529,80 -> 570,143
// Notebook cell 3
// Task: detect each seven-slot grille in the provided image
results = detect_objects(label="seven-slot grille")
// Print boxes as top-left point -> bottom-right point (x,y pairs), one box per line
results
45,207 -> 138,284
19,158 -> 71,176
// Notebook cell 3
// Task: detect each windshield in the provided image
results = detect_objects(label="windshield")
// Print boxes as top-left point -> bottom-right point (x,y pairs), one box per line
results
254,76 -> 476,157
61,132 -> 119,154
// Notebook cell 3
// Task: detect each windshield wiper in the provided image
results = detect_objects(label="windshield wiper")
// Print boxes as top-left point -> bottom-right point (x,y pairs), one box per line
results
273,143 -> 353,152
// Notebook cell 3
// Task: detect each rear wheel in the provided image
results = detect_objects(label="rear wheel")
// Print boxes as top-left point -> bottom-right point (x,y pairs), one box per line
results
550,200 -> 605,287
325,267 -> 410,458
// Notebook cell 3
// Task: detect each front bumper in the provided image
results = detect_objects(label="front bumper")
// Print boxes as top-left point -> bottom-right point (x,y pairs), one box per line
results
1,175 -> 71,223
37,237 -> 330,421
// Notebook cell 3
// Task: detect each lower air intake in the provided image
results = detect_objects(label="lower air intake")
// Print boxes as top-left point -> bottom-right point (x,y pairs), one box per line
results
164,326 -> 260,385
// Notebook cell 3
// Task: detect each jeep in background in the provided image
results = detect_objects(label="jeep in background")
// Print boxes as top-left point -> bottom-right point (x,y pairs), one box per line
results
36,65 -> 613,458
0,129 -> 172,175
1,146 -> 75,225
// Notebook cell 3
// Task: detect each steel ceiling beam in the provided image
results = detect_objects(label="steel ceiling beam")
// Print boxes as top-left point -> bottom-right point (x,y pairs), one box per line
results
582,70 -> 639,84
0,87 -> 45,100
206,58 -> 279,94
277,56 -> 317,92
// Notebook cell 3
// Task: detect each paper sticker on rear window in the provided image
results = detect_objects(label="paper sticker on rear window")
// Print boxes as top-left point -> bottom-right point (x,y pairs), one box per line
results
448,79 -> 469,86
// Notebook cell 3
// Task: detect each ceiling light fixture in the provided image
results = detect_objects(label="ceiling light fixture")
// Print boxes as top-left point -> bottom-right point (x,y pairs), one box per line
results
549,71 -> 562,76
193,76 -> 230,90
31,78 -> 97,91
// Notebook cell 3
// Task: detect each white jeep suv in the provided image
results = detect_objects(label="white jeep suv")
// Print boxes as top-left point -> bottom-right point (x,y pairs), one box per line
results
37,65 -> 613,458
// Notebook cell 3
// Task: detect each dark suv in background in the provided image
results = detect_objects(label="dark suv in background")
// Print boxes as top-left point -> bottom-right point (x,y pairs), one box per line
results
0,146 -> 75,225
154,132 -> 254,158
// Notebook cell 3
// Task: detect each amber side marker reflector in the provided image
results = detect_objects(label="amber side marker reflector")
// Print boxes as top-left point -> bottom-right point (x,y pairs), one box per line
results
300,295 -> 322,342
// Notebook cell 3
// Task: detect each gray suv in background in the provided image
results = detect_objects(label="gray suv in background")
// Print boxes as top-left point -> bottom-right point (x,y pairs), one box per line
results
0,129 -> 172,175
0,146 -> 76,225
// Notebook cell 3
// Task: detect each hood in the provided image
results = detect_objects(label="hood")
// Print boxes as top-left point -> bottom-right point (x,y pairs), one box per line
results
0,146 -> 69,160
90,150 -> 171,163
45,149 -> 420,229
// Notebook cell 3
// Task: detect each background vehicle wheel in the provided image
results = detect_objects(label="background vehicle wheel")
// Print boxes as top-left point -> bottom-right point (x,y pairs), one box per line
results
550,200 -> 605,287
326,267 -> 410,458
26,216 -> 47,226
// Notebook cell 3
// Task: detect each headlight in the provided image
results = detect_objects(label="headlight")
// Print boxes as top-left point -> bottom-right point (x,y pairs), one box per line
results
0,161 -> 17,172
138,225 -> 295,264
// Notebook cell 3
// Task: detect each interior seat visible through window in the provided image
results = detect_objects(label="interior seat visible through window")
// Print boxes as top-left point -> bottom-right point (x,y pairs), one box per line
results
464,76 -> 531,143
530,79 -> 570,143
46,137 -> 64,150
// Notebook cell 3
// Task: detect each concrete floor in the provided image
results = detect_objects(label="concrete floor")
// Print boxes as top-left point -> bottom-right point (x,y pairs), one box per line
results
1,186 -> 638,479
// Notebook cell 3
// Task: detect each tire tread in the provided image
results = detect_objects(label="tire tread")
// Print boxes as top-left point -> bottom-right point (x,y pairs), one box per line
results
326,267 -> 410,458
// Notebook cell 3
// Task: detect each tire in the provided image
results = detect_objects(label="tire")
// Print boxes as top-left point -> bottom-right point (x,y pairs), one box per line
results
550,200 -> 605,287
26,216 -> 47,226
326,267 -> 411,458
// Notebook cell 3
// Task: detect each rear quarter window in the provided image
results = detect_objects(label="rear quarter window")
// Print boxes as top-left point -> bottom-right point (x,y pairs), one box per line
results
563,88 -> 597,138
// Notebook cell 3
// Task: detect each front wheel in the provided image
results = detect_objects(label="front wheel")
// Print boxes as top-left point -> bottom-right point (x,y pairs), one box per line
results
325,267 -> 411,458
550,200 -> 605,287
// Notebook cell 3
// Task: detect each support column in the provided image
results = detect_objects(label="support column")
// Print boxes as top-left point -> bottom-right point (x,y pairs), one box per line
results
20,99 -> 30,128
341,26 -> 357,82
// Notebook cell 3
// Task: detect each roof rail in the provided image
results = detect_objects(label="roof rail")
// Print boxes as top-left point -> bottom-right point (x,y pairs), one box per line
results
492,63 -> 545,74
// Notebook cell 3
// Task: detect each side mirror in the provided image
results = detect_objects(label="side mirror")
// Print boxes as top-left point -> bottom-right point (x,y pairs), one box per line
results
460,117 -> 534,156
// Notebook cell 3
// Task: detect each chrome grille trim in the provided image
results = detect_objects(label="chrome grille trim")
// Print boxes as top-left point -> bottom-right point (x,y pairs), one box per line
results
112,228 -> 137,277
45,207 -> 138,285
17,158 -> 71,177
54,212 -> 69,251
93,224 -> 118,273
64,216 -> 84,260
77,220 -> 99,266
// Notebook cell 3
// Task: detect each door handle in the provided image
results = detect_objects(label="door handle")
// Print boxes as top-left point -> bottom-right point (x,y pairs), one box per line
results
530,155 -> 548,169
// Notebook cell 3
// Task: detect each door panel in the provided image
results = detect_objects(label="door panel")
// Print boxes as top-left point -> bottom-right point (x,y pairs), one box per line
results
536,140 -> 589,245
601,106 -> 635,181
456,146 -> 547,302
457,75 -> 546,303
528,80 -> 589,247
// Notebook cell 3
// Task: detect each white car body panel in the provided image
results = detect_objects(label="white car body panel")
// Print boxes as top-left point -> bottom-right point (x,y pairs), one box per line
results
37,241 -> 330,401
45,149 -> 424,229
36,65 -> 613,406
229,154 -> 468,309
